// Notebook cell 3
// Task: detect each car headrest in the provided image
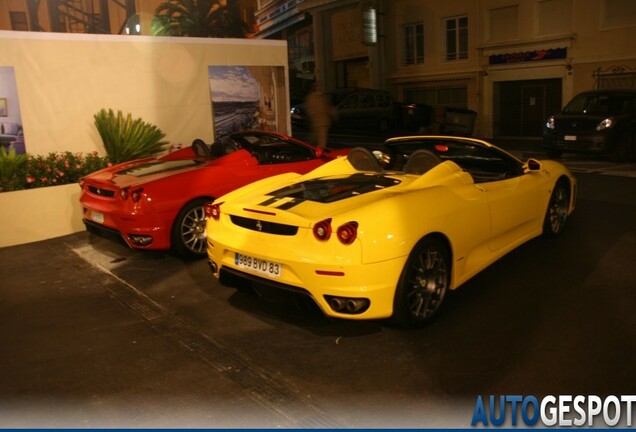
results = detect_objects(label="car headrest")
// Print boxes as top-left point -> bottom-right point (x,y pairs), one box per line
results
404,149 -> 442,175
347,147 -> 383,172
192,139 -> 212,158
209,142 -> 225,157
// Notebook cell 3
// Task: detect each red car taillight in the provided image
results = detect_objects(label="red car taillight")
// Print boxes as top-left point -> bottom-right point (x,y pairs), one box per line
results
120,187 -> 143,202
130,188 -> 143,203
337,221 -> 358,245
313,218 -> 332,241
205,202 -> 222,220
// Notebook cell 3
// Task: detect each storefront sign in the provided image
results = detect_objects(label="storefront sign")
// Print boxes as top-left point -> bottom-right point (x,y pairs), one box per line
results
257,0 -> 301,25
489,47 -> 567,65
332,8 -> 367,61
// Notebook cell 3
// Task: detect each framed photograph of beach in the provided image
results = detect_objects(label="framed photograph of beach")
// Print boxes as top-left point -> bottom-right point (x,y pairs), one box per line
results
208,65 -> 287,144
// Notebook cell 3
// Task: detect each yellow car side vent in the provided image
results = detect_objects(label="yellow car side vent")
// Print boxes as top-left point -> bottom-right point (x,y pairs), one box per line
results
243,208 -> 277,216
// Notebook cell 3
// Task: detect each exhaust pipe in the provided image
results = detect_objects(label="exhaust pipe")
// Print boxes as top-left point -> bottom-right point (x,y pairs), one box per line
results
346,299 -> 365,313
329,297 -> 346,312
326,296 -> 370,314
208,260 -> 218,274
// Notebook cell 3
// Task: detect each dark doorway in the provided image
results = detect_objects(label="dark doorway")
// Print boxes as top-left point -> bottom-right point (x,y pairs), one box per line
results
335,58 -> 370,89
494,78 -> 562,138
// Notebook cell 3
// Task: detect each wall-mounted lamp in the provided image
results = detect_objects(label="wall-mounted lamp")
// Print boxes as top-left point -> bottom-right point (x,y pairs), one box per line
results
362,5 -> 377,46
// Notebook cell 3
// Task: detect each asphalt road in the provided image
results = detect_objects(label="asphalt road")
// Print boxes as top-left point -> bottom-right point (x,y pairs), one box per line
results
1,137 -> 636,428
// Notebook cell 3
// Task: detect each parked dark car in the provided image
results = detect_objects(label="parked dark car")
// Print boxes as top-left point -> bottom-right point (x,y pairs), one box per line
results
543,89 -> 636,161
292,87 -> 395,133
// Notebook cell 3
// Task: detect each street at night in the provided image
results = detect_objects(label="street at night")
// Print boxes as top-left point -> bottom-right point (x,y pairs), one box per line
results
2,0 -> 636,429
2,137 -> 635,428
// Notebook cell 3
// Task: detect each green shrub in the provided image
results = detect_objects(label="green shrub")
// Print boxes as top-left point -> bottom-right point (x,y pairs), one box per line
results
94,108 -> 168,164
0,147 -> 28,191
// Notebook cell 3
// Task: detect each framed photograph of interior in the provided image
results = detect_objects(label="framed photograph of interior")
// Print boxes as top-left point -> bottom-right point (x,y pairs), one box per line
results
0,98 -> 6,117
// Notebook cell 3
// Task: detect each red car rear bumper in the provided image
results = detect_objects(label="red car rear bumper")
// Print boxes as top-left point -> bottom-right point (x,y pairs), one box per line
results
80,197 -> 176,251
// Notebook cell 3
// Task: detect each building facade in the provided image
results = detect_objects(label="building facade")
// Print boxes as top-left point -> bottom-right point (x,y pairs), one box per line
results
278,0 -> 636,138
4,0 -> 636,139
0,0 -> 143,34
252,0 -> 315,104
0,0 -> 255,36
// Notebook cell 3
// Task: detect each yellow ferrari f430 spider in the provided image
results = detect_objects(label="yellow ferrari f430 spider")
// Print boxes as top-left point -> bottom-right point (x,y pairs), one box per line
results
205,136 -> 576,327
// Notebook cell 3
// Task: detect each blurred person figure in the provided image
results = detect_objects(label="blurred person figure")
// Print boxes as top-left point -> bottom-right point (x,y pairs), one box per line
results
305,82 -> 334,148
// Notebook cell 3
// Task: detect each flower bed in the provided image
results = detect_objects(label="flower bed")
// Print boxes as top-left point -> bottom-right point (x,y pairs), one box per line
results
0,151 -> 110,248
0,150 -> 110,192
0,108 -> 168,246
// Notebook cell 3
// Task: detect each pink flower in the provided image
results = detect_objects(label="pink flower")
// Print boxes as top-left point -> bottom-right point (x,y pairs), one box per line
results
26,176 -> 35,183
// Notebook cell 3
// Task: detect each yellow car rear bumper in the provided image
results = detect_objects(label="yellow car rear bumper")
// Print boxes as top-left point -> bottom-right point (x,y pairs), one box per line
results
208,238 -> 407,320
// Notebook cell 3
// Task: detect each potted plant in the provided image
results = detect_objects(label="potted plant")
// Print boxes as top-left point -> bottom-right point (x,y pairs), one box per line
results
94,108 -> 169,164
0,147 -> 27,192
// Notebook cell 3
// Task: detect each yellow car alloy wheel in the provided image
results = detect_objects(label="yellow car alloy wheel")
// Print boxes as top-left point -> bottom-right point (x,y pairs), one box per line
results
543,179 -> 570,238
392,236 -> 450,327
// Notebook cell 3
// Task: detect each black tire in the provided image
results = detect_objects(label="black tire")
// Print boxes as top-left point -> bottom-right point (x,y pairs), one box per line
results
542,179 -> 570,238
171,198 -> 212,259
391,237 -> 450,328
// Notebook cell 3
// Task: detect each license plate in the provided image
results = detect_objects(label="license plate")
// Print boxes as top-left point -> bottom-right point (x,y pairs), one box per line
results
235,252 -> 281,278
564,135 -> 577,141
91,210 -> 104,224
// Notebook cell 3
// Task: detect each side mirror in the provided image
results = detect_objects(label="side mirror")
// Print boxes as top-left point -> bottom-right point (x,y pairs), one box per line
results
525,158 -> 542,173
315,147 -> 324,158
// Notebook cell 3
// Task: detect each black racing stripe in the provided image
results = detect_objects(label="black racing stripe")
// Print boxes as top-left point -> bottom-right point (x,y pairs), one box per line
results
276,199 -> 304,210
266,173 -> 400,204
259,196 -> 280,206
